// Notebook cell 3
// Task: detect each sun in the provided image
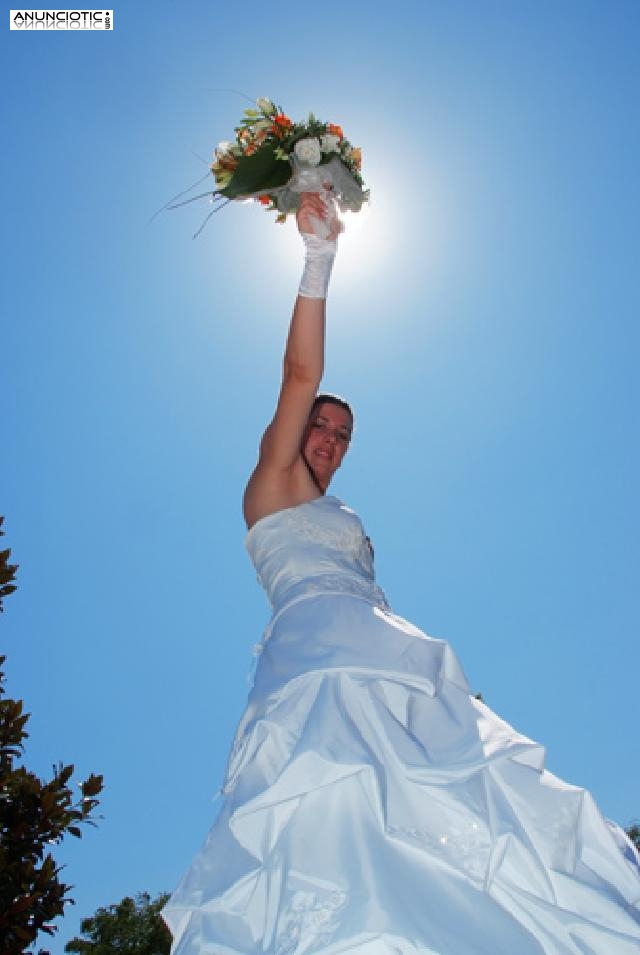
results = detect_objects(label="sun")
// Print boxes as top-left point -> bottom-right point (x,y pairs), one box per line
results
337,200 -> 384,276
335,168 -> 403,284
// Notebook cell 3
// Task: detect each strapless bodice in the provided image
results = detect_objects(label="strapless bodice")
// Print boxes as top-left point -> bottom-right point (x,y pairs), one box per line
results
245,495 -> 388,611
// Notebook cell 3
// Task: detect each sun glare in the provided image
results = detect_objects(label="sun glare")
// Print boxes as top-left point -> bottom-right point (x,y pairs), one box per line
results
332,183 -> 399,301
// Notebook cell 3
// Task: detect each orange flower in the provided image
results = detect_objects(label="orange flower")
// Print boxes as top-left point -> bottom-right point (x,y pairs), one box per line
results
328,123 -> 343,140
258,195 -> 271,205
272,114 -> 293,137
215,153 -> 239,171
349,147 -> 362,170
244,144 -> 257,156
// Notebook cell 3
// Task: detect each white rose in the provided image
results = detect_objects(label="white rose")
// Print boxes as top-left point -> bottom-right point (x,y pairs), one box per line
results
256,97 -> 275,115
294,137 -> 322,166
217,141 -> 234,155
320,133 -> 340,154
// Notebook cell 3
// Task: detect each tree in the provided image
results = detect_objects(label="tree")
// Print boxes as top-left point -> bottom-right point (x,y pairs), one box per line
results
65,892 -> 171,955
0,517 -> 104,953
0,515 -> 18,612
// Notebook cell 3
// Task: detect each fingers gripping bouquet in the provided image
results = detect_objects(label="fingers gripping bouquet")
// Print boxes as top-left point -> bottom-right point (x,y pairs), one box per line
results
211,98 -> 368,238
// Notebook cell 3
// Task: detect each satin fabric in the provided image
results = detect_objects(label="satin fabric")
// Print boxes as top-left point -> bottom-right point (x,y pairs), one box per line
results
163,496 -> 640,954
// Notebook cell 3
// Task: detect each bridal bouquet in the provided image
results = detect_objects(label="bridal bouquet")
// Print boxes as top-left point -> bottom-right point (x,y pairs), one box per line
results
210,98 -> 368,227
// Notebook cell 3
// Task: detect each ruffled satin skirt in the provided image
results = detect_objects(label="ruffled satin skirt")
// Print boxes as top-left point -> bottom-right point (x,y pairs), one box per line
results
163,593 -> 640,954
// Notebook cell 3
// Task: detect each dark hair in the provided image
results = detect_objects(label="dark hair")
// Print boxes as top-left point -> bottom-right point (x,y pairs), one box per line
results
310,393 -> 354,426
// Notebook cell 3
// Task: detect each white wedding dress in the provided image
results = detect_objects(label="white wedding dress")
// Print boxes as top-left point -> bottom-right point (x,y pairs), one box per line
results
163,495 -> 640,954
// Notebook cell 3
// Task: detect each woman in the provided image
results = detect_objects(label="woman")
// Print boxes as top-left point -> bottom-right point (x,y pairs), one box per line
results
163,196 -> 640,954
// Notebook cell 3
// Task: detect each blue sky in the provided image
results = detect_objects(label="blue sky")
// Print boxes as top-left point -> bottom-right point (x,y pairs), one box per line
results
2,0 -> 639,950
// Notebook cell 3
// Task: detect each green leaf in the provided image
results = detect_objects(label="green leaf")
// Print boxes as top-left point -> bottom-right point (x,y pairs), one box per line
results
56,764 -> 74,786
221,150 -> 291,199
81,773 -> 104,798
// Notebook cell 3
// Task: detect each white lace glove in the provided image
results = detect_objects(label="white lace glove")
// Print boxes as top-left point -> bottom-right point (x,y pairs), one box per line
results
298,232 -> 337,299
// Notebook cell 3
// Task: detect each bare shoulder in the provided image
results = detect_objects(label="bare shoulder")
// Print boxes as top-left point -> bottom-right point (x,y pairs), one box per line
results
243,456 -> 317,530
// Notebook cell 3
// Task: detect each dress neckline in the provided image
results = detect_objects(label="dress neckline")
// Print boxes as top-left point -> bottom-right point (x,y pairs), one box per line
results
245,495 -> 342,546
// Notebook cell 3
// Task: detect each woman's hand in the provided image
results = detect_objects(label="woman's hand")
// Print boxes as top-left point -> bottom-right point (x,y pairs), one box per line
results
297,192 -> 342,240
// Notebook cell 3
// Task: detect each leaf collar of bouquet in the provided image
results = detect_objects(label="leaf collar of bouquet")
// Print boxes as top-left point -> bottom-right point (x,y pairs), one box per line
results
211,98 -> 369,223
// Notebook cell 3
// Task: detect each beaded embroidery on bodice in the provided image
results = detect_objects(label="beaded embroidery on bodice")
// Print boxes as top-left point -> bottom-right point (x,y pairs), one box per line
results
245,495 -> 388,612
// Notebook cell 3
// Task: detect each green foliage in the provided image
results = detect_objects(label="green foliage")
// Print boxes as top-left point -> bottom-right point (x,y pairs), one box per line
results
65,892 -> 171,955
0,657 -> 104,952
0,516 -> 19,612
221,147 -> 292,199
0,519 -> 104,953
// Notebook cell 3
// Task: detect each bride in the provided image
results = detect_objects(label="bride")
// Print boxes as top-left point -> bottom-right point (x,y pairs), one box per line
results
163,195 -> 640,954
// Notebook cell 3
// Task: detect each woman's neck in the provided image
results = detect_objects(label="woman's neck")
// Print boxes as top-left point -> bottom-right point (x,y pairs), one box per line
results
303,454 -> 326,495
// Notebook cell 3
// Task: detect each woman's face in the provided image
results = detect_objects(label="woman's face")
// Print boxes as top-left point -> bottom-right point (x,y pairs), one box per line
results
303,402 -> 353,489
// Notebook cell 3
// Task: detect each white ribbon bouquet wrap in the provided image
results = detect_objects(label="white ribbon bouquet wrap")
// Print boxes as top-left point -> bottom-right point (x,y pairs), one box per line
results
277,142 -> 368,238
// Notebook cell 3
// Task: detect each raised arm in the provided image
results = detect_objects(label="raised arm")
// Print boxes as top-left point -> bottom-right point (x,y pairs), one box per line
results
243,194 -> 340,528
